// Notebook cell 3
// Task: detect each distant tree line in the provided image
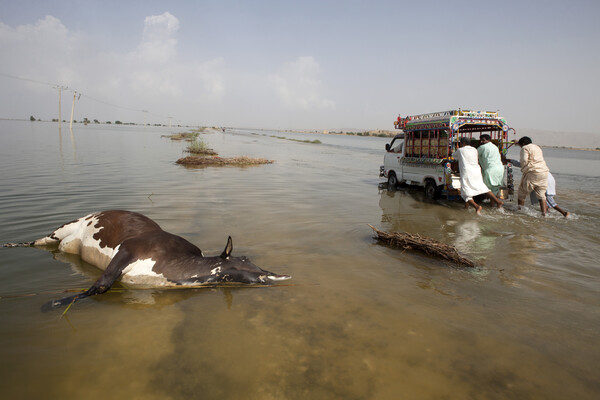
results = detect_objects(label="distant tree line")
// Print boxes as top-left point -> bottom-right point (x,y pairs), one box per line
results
37,117 -> 177,127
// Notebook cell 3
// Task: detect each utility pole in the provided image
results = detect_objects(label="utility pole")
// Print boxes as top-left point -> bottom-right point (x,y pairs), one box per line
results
142,110 -> 148,127
54,85 -> 68,128
69,91 -> 77,130
168,116 -> 172,128
58,87 -> 62,128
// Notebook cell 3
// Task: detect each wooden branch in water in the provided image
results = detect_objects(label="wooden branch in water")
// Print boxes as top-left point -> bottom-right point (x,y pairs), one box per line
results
368,224 -> 477,268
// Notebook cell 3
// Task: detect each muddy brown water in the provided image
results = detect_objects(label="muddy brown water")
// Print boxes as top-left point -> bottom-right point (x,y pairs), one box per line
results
1,121 -> 599,399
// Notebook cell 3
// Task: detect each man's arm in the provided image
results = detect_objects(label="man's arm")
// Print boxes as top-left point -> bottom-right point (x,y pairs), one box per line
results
520,147 -> 530,172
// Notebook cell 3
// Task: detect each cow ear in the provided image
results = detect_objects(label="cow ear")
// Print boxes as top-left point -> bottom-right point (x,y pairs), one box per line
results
220,236 -> 233,259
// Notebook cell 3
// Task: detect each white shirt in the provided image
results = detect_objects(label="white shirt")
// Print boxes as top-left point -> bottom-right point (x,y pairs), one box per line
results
546,172 -> 556,196
452,145 -> 490,201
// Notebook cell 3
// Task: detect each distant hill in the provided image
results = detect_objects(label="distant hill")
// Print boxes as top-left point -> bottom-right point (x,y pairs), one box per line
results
515,129 -> 600,150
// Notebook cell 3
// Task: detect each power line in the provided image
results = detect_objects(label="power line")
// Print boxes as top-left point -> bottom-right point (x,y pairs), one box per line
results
0,72 -> 63,88
78,93 -> 144,113
0,71 -> 178,123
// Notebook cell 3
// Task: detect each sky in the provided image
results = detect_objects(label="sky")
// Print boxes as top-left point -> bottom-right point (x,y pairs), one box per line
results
1,0 -> 600,140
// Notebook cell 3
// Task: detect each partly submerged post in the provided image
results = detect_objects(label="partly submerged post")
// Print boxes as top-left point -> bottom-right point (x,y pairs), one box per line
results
69,91 -> 77,130
54,85 -> 68,129
58,86 -> 62,129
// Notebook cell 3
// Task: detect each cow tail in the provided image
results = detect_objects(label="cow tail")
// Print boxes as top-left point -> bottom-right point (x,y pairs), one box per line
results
2,241 -> 35,248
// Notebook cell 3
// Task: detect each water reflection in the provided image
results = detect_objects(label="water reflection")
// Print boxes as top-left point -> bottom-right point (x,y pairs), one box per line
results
57,124 -> 77,170
2,121 -> 600,399
447,219 -> 496,256
49,249 -> 264,309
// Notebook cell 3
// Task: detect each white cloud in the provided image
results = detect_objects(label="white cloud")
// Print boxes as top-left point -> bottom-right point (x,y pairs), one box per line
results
0,14 -> 336,127
270,56 -> 335,111
0,13 -> 227,122
135,12 -> 180,63
143,12 -> 180,40
0,16 -> 83,85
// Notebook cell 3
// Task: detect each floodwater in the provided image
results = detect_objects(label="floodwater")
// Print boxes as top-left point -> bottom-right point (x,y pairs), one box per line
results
1,120 -> 599,399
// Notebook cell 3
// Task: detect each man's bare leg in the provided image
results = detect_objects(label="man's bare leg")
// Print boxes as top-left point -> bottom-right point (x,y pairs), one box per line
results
539,199 -> 548,216
487,192 -> 504,208
467,199 -> 482,215
552,204 -> 570,217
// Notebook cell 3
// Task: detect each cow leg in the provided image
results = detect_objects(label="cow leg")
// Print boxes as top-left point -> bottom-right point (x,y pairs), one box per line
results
41,247 -> 134,312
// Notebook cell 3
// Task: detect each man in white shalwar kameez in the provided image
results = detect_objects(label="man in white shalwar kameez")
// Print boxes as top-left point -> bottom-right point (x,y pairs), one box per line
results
452,137 -> 504,214
517,136 -> 549,216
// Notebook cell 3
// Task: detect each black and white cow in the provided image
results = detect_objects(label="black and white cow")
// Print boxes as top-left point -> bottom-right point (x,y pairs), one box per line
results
6,210 -> 290,309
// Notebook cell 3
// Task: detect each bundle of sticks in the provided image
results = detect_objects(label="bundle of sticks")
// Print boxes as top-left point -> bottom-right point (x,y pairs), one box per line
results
368,224 -> 476,268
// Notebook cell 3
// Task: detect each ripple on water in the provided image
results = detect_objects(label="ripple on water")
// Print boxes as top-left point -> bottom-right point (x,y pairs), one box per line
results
1,122 -> 599,399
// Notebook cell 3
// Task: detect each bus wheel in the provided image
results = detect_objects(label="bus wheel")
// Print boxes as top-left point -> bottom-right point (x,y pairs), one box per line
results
425,180 -> 440,200
387,173 -> 398,189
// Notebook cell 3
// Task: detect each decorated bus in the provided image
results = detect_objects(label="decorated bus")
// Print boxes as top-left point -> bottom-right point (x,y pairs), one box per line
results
380,109 -> 516,200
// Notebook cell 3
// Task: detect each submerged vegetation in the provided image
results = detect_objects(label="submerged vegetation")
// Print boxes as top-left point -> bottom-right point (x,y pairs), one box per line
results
162,131 -> 200,141
282,137 -> 322,144
176,155 -> 273,167
162,127 -> 209,141
168,128 -> 274,167
251,132 -> 322,144
185,137 -> 217,155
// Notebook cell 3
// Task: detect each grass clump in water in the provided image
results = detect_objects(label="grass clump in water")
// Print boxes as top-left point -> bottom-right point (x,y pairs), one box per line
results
273,135 -> 322,144
185,137 -> 217,155
162,131 -> 200,141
